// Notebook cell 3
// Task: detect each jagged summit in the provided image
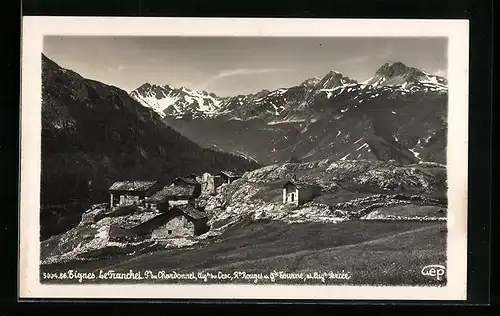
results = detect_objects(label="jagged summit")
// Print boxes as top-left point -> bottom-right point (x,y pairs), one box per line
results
326,70 -> 341,75
375,62 -> 423,78
134,82 -> 153,90
300,77 -> 321,88
364,61 -> 447,88
318,70 -> 357,89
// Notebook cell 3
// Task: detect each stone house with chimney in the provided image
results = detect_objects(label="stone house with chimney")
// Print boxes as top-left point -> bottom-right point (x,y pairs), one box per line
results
108,180 -> 162,208
144,177 -> 201,212
217,170 -> 243,185
109,205 -> 209,242
150,206 -> 208,239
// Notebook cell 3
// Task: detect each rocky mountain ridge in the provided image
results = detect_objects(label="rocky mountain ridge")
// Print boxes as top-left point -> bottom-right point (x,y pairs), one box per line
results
130,62 -> 447,121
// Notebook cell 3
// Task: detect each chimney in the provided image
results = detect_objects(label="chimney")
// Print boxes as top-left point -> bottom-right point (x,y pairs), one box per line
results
291,174 -> 297,182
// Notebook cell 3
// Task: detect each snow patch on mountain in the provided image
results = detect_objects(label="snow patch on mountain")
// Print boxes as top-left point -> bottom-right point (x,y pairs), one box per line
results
130,83 -> 224,118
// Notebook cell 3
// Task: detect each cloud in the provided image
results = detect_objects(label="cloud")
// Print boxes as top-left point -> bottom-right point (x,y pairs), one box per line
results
214,68 -> 283,79
199,68 -> 292,89
107,64 -> 127,73
343,55 -> 371,64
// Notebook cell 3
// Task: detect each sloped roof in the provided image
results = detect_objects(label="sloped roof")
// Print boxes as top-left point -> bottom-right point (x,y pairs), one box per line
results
173,177 -> 199,185
133,206 -> 207,235
109,180 -> 158,192
283,179 -> 314,190
145,184 -> 197,203
219,170 -> 243,178
175,205 -> 207,220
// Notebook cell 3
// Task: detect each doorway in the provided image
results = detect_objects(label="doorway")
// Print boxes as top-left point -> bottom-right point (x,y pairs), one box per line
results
112,194 -> 120,207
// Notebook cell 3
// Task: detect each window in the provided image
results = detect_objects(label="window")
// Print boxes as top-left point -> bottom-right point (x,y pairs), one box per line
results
168,230 -> 172,235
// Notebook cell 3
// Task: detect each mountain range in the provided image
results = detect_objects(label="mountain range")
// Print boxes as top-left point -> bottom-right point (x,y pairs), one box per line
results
130,62 -> 448,165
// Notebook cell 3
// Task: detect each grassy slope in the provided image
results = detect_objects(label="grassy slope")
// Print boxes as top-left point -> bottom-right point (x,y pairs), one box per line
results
41,219 -> 446,286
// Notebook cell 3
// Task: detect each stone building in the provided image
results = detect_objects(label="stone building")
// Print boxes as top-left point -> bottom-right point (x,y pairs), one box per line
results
217,170 -> 243,185
108,180 -> 161,208
150,206 -> 208,239
282,178 -> 322,207
109,206 -> 208,241
144,179 -> 201,212
172,176 -> 201,190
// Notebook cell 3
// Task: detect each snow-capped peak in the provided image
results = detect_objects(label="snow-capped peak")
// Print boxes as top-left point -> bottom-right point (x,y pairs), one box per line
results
364,61 -> 448,89
130,83 -> 224,118
318,70 -> 357,89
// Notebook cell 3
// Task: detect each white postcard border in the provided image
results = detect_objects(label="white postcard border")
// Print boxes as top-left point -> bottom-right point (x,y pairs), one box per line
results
20,17 -> 469,300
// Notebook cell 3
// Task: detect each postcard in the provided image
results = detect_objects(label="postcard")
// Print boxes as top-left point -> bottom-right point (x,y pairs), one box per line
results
19,17 -> 469,300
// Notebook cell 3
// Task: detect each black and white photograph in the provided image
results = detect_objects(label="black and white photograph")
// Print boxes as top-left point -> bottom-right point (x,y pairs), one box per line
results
19,17 -> 469,300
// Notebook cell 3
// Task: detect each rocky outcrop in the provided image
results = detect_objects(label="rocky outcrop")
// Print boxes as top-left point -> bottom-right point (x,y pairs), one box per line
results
196,159 -> 447,237
40,203 -> 204,265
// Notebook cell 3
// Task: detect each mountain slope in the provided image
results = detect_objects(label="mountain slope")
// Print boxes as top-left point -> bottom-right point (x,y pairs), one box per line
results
41,54 -> 260,238
131,62 -> 447,165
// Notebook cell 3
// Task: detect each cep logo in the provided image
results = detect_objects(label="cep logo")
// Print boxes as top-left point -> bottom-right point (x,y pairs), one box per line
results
421,265 -> 446,281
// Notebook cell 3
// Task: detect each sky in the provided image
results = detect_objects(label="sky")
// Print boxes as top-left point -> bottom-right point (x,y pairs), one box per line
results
43,36 -> 447,97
